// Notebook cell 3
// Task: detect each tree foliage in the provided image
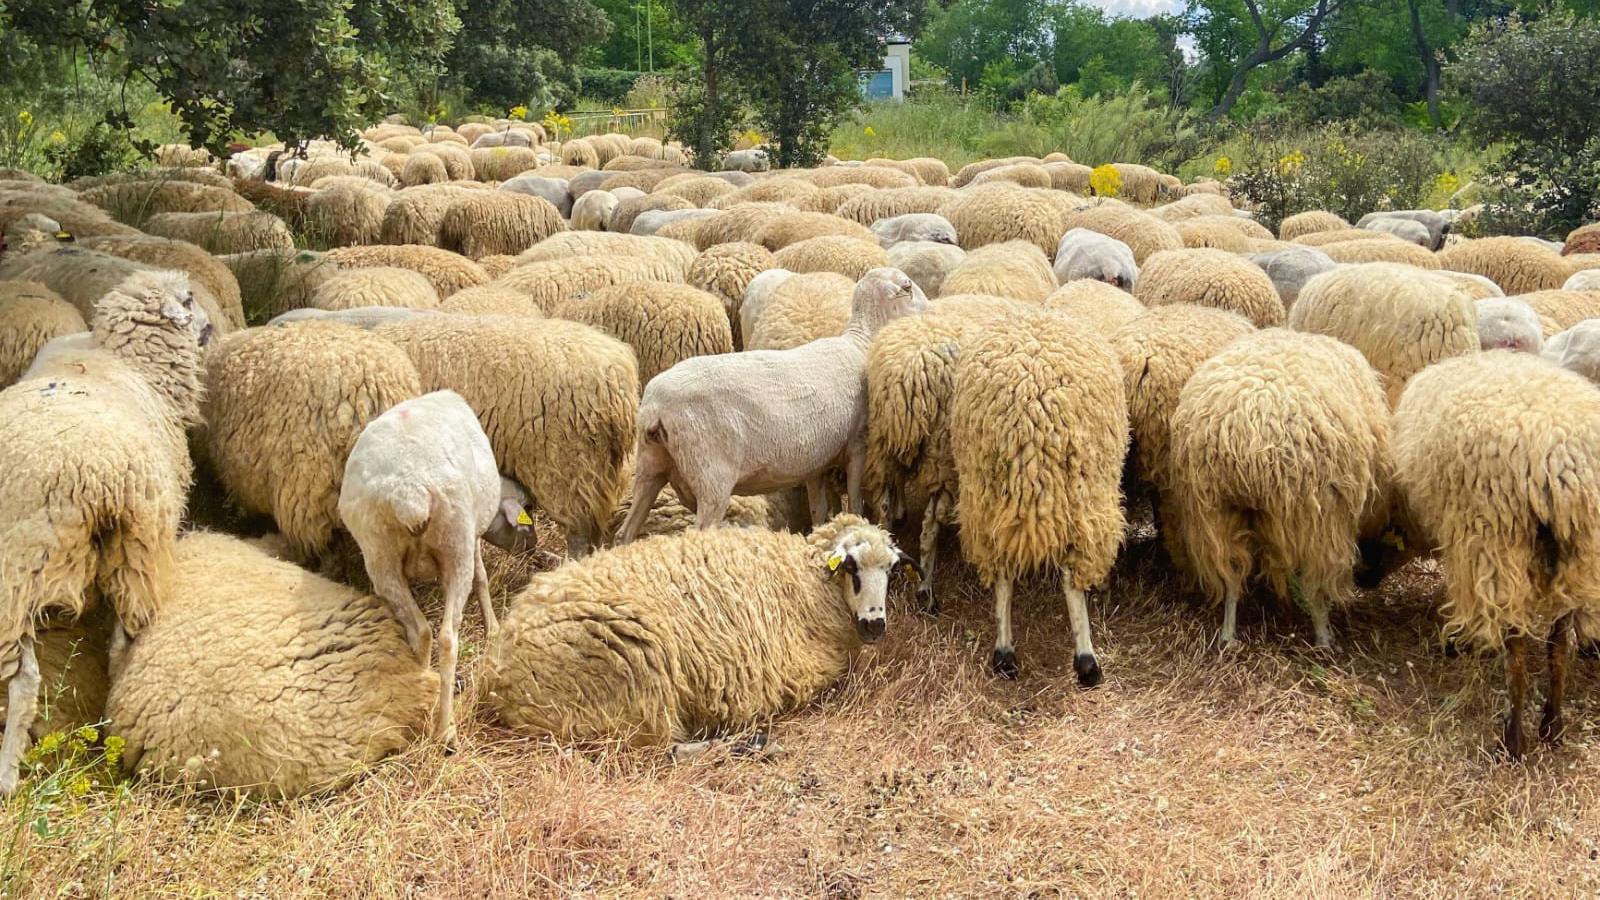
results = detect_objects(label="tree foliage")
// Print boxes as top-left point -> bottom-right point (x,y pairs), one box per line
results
442,0 -> 609,113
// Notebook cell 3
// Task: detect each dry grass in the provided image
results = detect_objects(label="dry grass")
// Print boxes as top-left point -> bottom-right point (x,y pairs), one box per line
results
9,520 -> 1600,898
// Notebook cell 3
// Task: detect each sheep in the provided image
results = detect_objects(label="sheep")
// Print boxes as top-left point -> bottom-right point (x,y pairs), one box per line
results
1563,223 -> 1600,256
746,273 -> 855,351
723,149 -> 771,173
338,390 -> 529,745
309,266 -> 440,311
494,255 -> 684,314
559,282 -> 733,388
938,184 -> 1068,259
1134,249 -> 1285,328
969,162 -> 1051,189
654,176 -> 736,208
0,280 -> 88,386
754,212 -> 876,251
379,184 -> 479,245
1061,204 -> 1185,265
203,322 -> 422,563
78,235 -> 246,329
79,180 -> 252,224
867,213 -> 958,249
219,248 -> 340,324
1322,237 -> 1441,269
1151,193 -> 1235,223
268,306 -> 442,329
835,187 -> 961,226
1289,264 -> 1478,407
772,235 -> 889,279
951,157 -> 1039,188
495,175 -> 572,217
1438,237 -> 1571,295
1358,216 -> 1433,248
1053,228 -> 1138,290
0,269 -> 210,794
414,143 -> 474,180
1391,351 -> 1600,758
325,245 -> 490,297
1519,290 -> 1600,336
738,268 -> 796,339
1279,210 -> 1350,241
1042,280 -> 1145,337
0,611 -> 110,742
378,316 -> 638,556
631,208 -> 721,237
610,194 -> 696,234
1476,297 -> 1544,353
616,269 -> 928,543
1564,269 -> 1600,291
887,240 -> 966,299
437,192 -> 566,259
469,147 -> 540,182
303,181 -> 390,247
1543,320 -> 1600,383
805,167 -> 918,191
1249,247 -> 1337,311
941,240 -> 1057,302
0,245 -> 235,341
694,202 -> 801,248
519,231 -> 697,275
485,514 -> 913,750
951,307 -> 1127,681
1436,270 -> 1506,299
1169,328 -> 1390,648
685,242 -> 776,347
570,190 -> 620,231
142,211 -> 294,254
1174,218 -> 1253,253
105,532 -> 438,797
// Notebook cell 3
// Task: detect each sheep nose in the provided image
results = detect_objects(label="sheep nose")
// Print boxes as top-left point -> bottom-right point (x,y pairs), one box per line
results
857,618 -> 886,643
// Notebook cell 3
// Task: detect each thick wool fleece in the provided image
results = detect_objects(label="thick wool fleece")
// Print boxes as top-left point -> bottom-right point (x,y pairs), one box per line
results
747,273 -> 856,351
518,232 -> 697,276
1061,205 -> 1185,265
1134,249 -> 1285,328
0,280 -> 86,386
310,267 -> 440,311
484,516 -> 894,745
1438,237 -> 1570,295
753,212 -> 876,252
952,309 -> 1128,588
325,244 -> 489,298
438,192 -> 567,259
0,247 -> 233,338
773,235 -> 889,280
941,241 -> 1057,303
1394,352 -> 1600,649
106,533 -> 438,799
558,282 -> 733,388
1278,210 -> 1349,241
835,187 -> 961,226
219,249 -> 340,323
938,184 -> 1069,259
494,255 -> 685,314
865,311 -> 967,517
686,242 -> 776,348
80,235 -> 246,328
379,184 -> 479,246
203,322 -> 422,561
0,610 -> 110,737
1520,290 -> 1600,337
142,211 -> 294,255
1042,281 -> 1146,338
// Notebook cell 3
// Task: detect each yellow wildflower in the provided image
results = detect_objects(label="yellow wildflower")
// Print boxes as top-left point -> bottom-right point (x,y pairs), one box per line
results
1213,156 -> 1232,178
508,105 -> 528,121
47,130 -> 66,145
1090,164 -> 1122,198
1277,150 -> 1306,176
864,125 -> 877,138
68,774 -> 91,798
17,110 -> 33,128
104,735 -> 126,767
75,725 -> 99,743
35,731 -> 64,755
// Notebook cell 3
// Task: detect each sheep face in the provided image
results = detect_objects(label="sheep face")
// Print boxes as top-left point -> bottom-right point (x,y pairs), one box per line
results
1475,298 -> 1543,354
823,526 -> 913,643
482,476 -> 538,555
854,267 -> 929,325
127,269 -> 213,347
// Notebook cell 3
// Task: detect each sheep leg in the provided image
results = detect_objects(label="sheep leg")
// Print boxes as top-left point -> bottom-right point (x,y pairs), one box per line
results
1064,583 -> 1103,688
917,500 -> 941,615
109,620 -> 130,681
845,440 -> 866,516
434,555 -> 474,749
1307,588 -> 1335,649
0,638 -> 40,797
1541,613 -> 1576,745
366,545 -> 431,665
991,578 -> 1018,679
565,530 -> 592,558
473,547 -> 498,635
693,493 -> 731,531
615,444 -> 672,545
1220,584 -> 1241,648
805,477 -> 830,527
1501,634 -> 1529,761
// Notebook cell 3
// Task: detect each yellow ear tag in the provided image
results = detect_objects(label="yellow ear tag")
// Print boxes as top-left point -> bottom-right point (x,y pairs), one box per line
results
827,553 -> 844,572
515,510 -> 533,526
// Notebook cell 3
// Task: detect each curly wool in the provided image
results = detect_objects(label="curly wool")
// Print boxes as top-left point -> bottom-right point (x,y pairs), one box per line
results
0,247 -> 233,338
1393,352 -> 1600,649
1174,218 -> 1253,252
325,245 -> 489,298
1061,205 -> 1184,265
746,272 -> 855,350
382,185 -> 475,248
803,167 -> 919,190
610,194 -> 695,234
754,212 -> 876,252
1292,229 -> 1397,248
1279,210 -> 1350,241
834,187 -> 961,226
865,311 -> 966,523
438,284 -> 545,317
142,211 -> 294,255
495,255 -> 684,313
0,611 -> 109,736
309,267 -> 440,311
79,181 -> 252,225
558,281 -> 732,388
1134,249 -> 1285,328
952,309 -> 1128,588
484,516 -> 894,745
1108,164 -> 1164,204
106,533 -> 438,799
305,182 -> 391,247
1518,290 -> 1600,337
939,184 -> 1070,259
694,202 -> 801,248
1151,194 -> 1235,223
951,157 -> 1040,188
468,146 -> 541,182
1323,237 -> 1441,269
1438,237 -> 1570,295
203,322 -> 422,561
1563,223 -> 1600,257
941,240 -> 1057,302
968,163 -> 1052,189
518,231 -> 697,276
713,180 -> 830,213
887,240 -> 965,299
413,144 -> 474,181
79,235 -> 246,329
0,192 -> 137,239
0,281 -> 86,386
1042,280 -> 1145,337
1289,264 -> 1478,407
1169,329 -> 1391,614
435,192 -> 567,259
864,157 -> 951,187
686,242 -> 776,347
378,316 -> 637,549
772,235 -> 889,279
653,176 -> 736,208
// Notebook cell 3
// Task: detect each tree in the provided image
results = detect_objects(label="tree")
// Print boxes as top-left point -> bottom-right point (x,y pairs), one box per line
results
1188,0 -> 1349,121
443,0 -> 610,113
663,0 -> 758,166
918,0 -> 1051,89
584,0 -> 697,71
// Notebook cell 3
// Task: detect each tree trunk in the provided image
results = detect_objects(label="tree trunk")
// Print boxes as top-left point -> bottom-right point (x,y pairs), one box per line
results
1207,0 -> 1338,122
698,27 -> 720,170
1407,0 -> 1441,128
1210,45 -> 1269,122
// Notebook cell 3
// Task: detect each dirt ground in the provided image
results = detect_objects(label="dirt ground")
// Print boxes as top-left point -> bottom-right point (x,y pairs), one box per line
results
9,526 -> 1600,898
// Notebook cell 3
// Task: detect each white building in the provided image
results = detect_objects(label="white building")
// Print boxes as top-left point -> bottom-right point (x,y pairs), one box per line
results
861,37 -> 911,102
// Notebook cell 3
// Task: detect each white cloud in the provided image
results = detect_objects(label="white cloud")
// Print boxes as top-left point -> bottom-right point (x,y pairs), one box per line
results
1081,0 -> 1184,17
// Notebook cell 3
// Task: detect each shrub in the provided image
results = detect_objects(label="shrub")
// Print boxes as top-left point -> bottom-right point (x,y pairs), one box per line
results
579,68 -> 644,105
979,83 -> 1200,169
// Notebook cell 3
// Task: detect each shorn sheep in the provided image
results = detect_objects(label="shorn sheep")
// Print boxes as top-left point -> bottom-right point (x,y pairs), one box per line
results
1544,320 -> 1600,383
617,268 -> 929,543
953,307 -> 1127,682
339,390 -> 522,745
1169,329 -> 1391,648
1392,352 -> 1600,758
0,269 -> 211,794
1053,228 -> 1138,289
1249,247 -> 1337,311
485,515 -> 915,752
106,533 -> 439,798
887,240 -> 966,299
1476,297 -> 1544,353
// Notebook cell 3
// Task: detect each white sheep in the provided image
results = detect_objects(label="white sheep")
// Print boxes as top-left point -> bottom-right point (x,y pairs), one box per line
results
498,175 -> 572,218
724,149 -> 771,173
1543,320 -> 1600,383
570,190 -> 619,231
869,213 -> 958,249
1359,217 -> 1432,247
631,208 -> 721,236
1053,228 -> 1138,290
616,268 -> 929,543
267,306 -> 442,329
1476,297 -> 1544,353
1357,210 -> 1450,250
738,267 -> 797,343
1249,246 -> 1338,311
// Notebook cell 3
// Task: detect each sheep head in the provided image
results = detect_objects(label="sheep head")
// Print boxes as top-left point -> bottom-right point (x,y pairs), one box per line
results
1,213 -> 72,259
810,514 -> 917,644
92,268 -> 210,423
483,476 -> 538,556
850,266 -> 928,337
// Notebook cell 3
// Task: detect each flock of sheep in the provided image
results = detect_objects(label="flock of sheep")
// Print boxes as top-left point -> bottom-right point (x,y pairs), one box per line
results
2,113 -> 1600,801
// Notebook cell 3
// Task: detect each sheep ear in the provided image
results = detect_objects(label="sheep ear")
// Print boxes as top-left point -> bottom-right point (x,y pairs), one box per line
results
158,295 -> 193,327
501,499 -> 533,533
825,550 -> 857,576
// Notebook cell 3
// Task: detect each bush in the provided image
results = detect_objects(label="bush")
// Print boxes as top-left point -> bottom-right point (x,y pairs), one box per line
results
578,68 -> 644,105
829,95 -> 1005,166
44,115 -> 152,182
979,83 -> 1200,169
1286,69 -> 1403,127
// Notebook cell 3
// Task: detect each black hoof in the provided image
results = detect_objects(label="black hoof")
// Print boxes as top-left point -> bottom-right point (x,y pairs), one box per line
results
1074,653 -> 1102,688
732,732 -> 770,758
991,647 -> 1019,679
1443,639 -> 1461,659
1540,703 -> 1566,745
916,586 -> 940,616
1500,717 -> 1527,762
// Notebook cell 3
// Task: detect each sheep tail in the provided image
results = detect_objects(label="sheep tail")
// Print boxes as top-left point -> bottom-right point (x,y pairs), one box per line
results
643,420 -> 668,447
391,484 -> 436,537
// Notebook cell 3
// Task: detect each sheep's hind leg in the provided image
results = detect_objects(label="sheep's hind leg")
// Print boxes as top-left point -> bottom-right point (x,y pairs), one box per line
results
991,578 -> 1018,678
917,499 -> 942,615
615,443 -> 672,545
472,547 -> 498,634
1064,581 -> 1103,688
1541,613 -> 1576,745
0,638 -> 40,796
433,552 -> 475,749
1220,584 -> 1241,649
366,544 -> 431,666
1501,634 -> 1529,760
1307,586 -> 1335,649
805,476 -> 830,527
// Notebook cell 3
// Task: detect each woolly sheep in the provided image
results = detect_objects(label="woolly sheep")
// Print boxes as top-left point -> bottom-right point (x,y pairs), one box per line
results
79,181 -> 252,224
1249,247 -> 1337,310
969,163 -> 1051,189
469,147 -> 540,182
0,280 -> 88,386
1053,228 -> 1138,290
1279,210 -> 1350,241
737,268 -> 797,343
1174,218 -> 1253,252
437,192 -> 566,259
1476,297 -> 1544,353
723,149 -> 771,173
653,176 -> 736,208
1438,237 -> 1571,295
559,282 -> 733,388
0,245 -> 234,340
325,245 -> 489,297
631,208 -> 722,237
617,269 -> 929,543
941,240 -> 1057,302
1563,223 -> 1600,256
1061,204 -> 1184,265
1134,248 -> 1285,328
338,390 -> 529,744
772,235 -> 889,279
693,202 -> 801,249
1323,237 -> 1441,268
1564,269 -> 1600,292
805,167 -> 918,191
0,270 -> 210,794
414,143 -> 474,180
1042,280 -> 1145,337
755,212 -> 875,251
939,184 -> 1067,258
304,182 -> 390,246
268,306 -> 442,329
685,242 -> 776,348
952,307 -> 1127,681
203,322 -> 422,563
0,611 -> 109,740
950,157 -> 1038,188
1289,264 -> 1478,407
1151,194 -> 1235,223
106,533 -> 438,797
1359,216 -> 1433,248
378,316 -> 638,556
486,515 -> 913,749
610,194 -> 696,234
309,266 -> 440,311
78,235 -> 246,329
1170,329 -> 1390,648
494,255 -> 683,314
519,231 -> 697,275
887,240 -> 966,299
836,187 -> 961,226
1519,290 -> 1600,336
1391,352 -> 1600,758
868,213 -> 958,249
379,184 -> 476,246
498,175 -> 572,217
714,182 -> 823,217
746,272 -> 856,350
1436,270 -> 1506,299
143,211 -> 294,254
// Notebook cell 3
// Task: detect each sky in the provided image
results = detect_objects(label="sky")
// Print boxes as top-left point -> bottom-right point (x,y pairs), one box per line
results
1083,0 -> 1185,16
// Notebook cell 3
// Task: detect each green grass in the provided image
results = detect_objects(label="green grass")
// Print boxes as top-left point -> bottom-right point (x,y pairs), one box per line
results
830,94 -> 1006,168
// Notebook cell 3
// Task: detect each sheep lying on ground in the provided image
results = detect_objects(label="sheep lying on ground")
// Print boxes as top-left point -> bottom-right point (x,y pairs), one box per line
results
339,391 -> 525,746
1170,329 -> 1390,648
1392,351 -> 1600,758
0,270 -> 211,794
953,307 -> 1127,681
1476,297 -> 1544,353
485,515 -> 912,752
1053,228 -> 1138,290
106,532 -> 439,798
617,269 -> 929,543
